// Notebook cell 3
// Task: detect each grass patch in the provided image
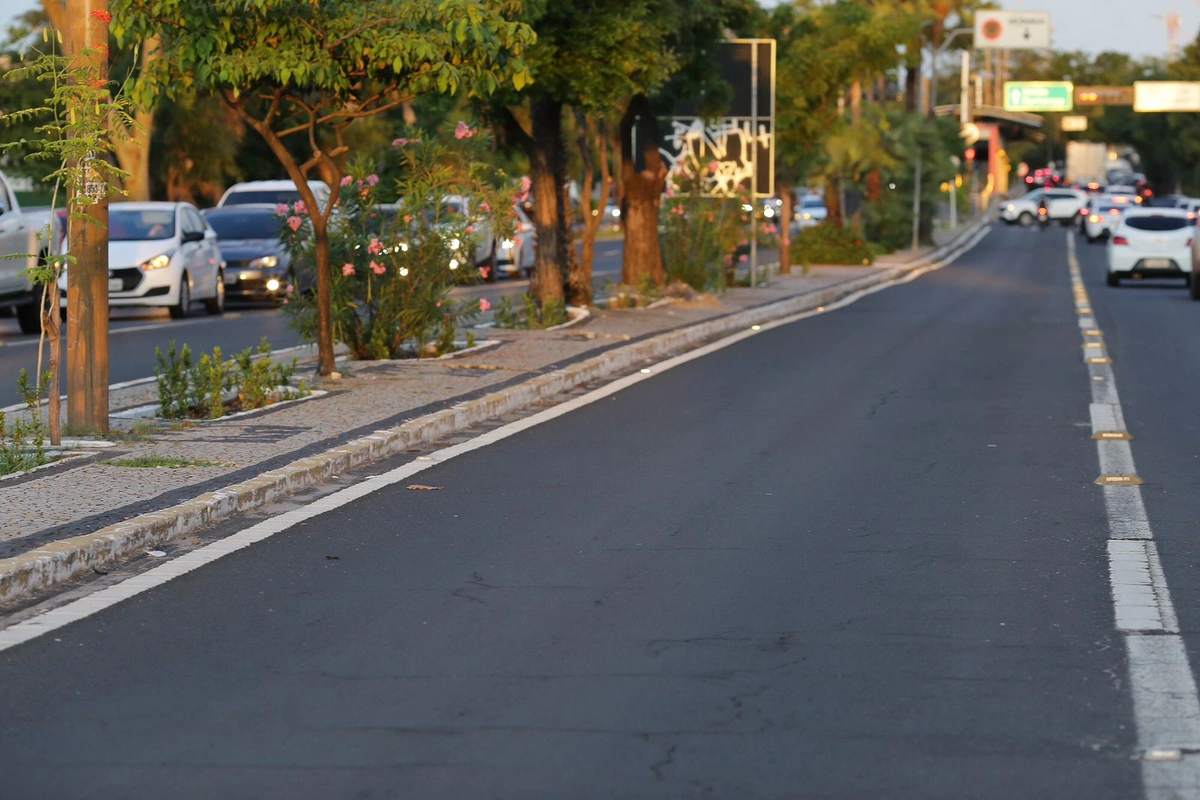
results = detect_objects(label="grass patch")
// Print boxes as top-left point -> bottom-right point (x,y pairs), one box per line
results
104,456 -> 221,469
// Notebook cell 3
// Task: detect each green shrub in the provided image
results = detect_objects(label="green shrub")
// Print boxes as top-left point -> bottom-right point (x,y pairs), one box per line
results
792,224 -> 874,267
0,370 -> 47,476
659,164 -> 748,291
155,339 -> 305,419
493,294 -> 567,329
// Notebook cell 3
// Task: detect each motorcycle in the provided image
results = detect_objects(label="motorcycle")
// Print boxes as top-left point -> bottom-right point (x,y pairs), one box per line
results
1037,206 -> 1051,230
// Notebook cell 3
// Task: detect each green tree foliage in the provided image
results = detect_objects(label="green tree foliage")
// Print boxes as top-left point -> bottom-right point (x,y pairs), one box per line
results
112,0 -> 534,376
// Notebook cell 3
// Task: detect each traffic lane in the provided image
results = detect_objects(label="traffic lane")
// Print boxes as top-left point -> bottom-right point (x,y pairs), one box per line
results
0,225 -> 1139,798
452,239 -> 626,308
1072,229 -> 1200,699
0,304 -> 302,391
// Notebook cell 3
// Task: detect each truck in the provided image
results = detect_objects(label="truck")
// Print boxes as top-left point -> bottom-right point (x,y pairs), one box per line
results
0,170 -> 54,333
1065,141 -> 1108,187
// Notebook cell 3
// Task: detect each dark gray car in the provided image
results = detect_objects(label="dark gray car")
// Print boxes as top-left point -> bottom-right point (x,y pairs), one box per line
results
202,204 -> 293,302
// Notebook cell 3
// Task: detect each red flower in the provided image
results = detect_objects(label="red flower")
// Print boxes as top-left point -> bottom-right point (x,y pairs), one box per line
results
90,79 -> 106,88
90,9 -> 112,22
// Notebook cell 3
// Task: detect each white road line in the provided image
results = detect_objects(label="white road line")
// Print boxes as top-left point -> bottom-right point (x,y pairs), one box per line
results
1067,232 -> 1200,791
0,224 -> 991,652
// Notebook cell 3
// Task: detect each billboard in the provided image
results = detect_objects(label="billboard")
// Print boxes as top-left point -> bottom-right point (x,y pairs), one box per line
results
1133,82 -> 1200,112
1003,81 -> 1073,112
974,11 -> 1051,50
659,39 -> 776,197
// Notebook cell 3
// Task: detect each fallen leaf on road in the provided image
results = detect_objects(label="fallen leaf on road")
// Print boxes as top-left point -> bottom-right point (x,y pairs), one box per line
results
325,555 -> 340,560
407,484 -> 443,491
146,550 -> 166,558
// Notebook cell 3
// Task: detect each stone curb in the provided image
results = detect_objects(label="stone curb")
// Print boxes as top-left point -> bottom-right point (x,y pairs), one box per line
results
0,219 -> 989,603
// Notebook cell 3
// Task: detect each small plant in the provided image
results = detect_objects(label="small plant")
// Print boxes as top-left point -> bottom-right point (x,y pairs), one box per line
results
104,456 -> 221,469
493,294 -> 567,329
155,341 -> 193,419
153,338 -> 307,419
791,224 -> 875,267
0,369 -> 49,476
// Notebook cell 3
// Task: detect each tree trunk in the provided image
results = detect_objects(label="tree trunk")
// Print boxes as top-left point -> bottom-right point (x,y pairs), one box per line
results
779,183 -> 793,275
850,79 -> 862,126
824,175 -> 843,228
866,170 -> 883,203
310,215 -> 336,376
620,94 -> 665,287
43,277 -> 62,445
572,113 -> 613,307
527,98 -> 566,307
904,43 -> 921,113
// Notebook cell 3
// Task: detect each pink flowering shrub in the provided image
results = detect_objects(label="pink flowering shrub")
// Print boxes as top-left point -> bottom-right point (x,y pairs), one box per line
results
659,160 -> 749,291
278,137 -> 510,359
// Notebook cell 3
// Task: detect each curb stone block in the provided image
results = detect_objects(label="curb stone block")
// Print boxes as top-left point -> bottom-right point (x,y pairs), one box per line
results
0,220 -> 987,603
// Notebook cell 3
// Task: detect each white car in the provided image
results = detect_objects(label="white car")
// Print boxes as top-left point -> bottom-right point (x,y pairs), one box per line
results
60,202 -> 225,318
796,195 -> 827,228
218,180 -> 331,211
498,204 -> 537,279
1002,188 -> 1087,226
1083,202 -> 1126,243
1107,208 -> 1193,287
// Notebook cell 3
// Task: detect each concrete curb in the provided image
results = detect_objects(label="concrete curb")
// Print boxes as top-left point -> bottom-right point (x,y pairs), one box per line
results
0,218 -> 990,603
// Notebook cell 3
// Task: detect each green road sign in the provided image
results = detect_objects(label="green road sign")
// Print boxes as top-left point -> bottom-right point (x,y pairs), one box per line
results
1003,81 -> 1074,112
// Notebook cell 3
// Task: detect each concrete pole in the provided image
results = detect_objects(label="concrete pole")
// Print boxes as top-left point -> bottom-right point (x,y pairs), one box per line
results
66,0 -> 109,433
750,43 -> 758,289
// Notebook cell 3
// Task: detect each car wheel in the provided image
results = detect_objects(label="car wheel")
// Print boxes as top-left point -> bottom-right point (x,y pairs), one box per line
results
205,271 -> 225,315
15,295 -> 42,335
1019,212 -> 1034,227
170,273 -> 192,319
1106,271 -> 1120,287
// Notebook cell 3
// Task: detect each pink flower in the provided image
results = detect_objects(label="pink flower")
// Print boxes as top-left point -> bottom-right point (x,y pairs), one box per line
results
91,8 -> 111,21
465,225 -> 475,234
738,254 -> 748,263
275,203 -> 289,216
392,138 -> 405,147
478,298 -> 491,312
436,302 -> 442,308
342,263 -> 356,276
707,160 -> 720,175
520,176 -> 532,192
340,176 -> 353,187
455,120 -> 477,140
480,201 -> 491,213
370,261 -> 385,275
293,200 -> 307,215
366,174 -> 380,187
286,216 -> 303,232
478,266 -> 490,278
367,237 -> 384,255
403,215 -> 413,224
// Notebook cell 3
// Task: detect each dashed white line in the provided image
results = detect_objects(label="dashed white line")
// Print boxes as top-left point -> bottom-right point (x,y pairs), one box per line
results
1068,232 -> 1200,791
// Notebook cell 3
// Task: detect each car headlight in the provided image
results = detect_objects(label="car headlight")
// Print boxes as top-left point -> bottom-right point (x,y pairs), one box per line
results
802,213 -> 811,220
611,208 -> 621,218
249,255 -> 278,269
1090,215 -> 1101,223
763,207 -> 775,218
1006,204 -> 1015,212
501,238 -> 516,250
140,252 -> 173,271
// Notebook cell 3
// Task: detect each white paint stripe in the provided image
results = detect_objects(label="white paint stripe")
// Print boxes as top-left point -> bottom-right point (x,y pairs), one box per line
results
0,224 -> 991,652
1067,232 -> 1200,791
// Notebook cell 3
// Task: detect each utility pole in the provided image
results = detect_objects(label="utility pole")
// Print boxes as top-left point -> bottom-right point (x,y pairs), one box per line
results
66,0 -> 110,433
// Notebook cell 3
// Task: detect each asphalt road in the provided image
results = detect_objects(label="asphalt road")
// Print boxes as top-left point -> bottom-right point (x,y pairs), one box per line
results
0,241 -> 628,394
3,224 -> 1173,798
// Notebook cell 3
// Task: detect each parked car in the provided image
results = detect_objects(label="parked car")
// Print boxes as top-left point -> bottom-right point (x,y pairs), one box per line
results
217,180 -> 331,211
796,195 -> 827,228
1083,202 -> 1125,243
498,204 -> 537,279
60,202 -> 225,318
1002,188 -> 1087,226
1107,208 -> 1192,287
202,205 -> 292,302
0,170 -> 54,333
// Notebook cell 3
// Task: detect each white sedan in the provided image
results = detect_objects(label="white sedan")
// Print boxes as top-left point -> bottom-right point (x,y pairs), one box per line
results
1106,208 -> 1193,287
1083,202 -> 1125,243
1002,188 -> 1087,226
796,195 -> 827,228
60,202 -> 225,318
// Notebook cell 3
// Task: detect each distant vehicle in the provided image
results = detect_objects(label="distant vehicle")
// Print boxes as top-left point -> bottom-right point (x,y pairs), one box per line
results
497,204 -> 537,280
796,195 -> 827,228
1065,141 -> 1108,186
217,180 -> 331,211
1083,203 -> 1125,243
0,170 -> 54,333
59,202 -> 225,317
1107,208 -> 1192,287
1002,188 -> 1086,226
202,205 -> 292,303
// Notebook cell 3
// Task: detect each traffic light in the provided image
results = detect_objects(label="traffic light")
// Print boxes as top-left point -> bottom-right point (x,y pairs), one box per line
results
965,148 -> 976,161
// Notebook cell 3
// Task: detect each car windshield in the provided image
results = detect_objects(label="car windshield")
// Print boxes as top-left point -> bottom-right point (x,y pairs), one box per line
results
1097,205 -> 1122,214
109,209 -> 175,241
204,209 -> 279,239
1124,216 -> 1189,231
801,198 -> 825,209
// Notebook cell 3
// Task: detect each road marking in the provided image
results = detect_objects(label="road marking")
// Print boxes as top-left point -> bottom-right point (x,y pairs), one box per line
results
1067,232 -> 1200,793
0,224 -> 991,652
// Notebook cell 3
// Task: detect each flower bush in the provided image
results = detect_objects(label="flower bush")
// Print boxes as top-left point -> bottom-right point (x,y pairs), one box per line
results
660,161 -> 751,292
279,129 -> 512,360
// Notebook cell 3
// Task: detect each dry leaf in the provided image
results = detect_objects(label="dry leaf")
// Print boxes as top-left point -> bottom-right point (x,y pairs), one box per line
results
407,484 -> 443,491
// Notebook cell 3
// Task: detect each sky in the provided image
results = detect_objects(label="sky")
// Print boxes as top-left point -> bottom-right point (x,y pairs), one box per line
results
2,0 -> 1197,61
